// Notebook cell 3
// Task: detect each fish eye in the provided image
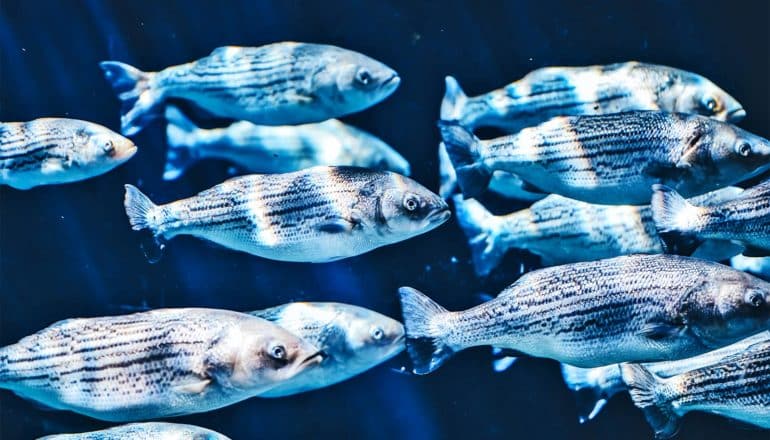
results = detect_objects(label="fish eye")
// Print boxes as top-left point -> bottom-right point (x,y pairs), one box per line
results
102,140 -> 116,156
736,142 -> 752,157
269,344 -> 287,360
355,68 -> 373,87
370,326 -> 384,341
403,194 -> 419,212
702,96 -> 720,114
746,291 -> 765,308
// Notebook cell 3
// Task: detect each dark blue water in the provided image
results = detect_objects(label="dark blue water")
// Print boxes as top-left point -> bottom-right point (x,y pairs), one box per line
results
1,1 -> 768,438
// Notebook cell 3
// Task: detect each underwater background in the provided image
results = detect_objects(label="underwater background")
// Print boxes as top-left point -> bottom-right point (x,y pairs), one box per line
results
0,0 -> 768,438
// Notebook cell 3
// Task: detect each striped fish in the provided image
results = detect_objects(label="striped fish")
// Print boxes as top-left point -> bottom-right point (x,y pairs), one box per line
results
399,254 -> 770,374
0,118 -> 136,189
560,331 -> 770,423
453,187 -> 744,276
250,302 -> 404,397
652,180 -> 770,257
123,166 -> 450,263
38,422 -> 231,440
163,106 -> 410,180
100,42 -> 400,136
0,308 -> 323,421
440,112 -> 770,204
622,339 -> 770,437
440,62 -> 745,133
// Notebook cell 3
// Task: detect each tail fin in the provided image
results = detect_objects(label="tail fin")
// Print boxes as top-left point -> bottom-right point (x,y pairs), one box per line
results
164,106 -> 200,180
438,142 -> 458,199
453,195 -> 505,276
621,364 -> 680,439
438,121 -> 491,198
124,185 -> 166,263
398,287 -> 454,375
561,364 -> 625,423
440,76 -> 468,122
99,61 -> 161,136
650,184 -> 701,234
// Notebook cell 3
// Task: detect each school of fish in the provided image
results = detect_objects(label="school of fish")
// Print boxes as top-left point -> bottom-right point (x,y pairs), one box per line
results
2,38 -> 768,439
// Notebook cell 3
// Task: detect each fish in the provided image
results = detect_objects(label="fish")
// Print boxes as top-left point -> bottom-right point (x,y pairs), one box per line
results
560,331 -> 770,423
440,112 -> 770,204
454,187 -> 744,276
440,62 -> 745,132
398,254 -> 770,374
100,42 -> 400,136
622,339 -> 770,438
123,166 -> 450,263
163,106 -> 410,180
0,118 -> 136,189
652,180 -> 770,257
37,422 -> 231,440
438,142 -> 545,201
0,308 -> 323,421
249,302 -> 405,397
731,254 -> 770,280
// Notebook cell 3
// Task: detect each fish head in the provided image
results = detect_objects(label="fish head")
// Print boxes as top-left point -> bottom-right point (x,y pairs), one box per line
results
312,47 -> 400,115
688,272 -> 770,347
227,318 -> 324,392
365,172 -> 451,240
337,304 -> 406,370
70,121 -> 137,173
667,72 -> 745,122
705,122 -> 770,183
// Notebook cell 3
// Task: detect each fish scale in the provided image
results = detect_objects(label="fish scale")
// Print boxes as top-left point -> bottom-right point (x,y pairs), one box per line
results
38,422 -> 232,440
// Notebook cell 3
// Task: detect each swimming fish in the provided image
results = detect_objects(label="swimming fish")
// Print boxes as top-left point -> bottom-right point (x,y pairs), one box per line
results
622,339 -> 770,438
0,308 -> 323,421
560,331 -> 770,423
124,166 -> 449,263
163,106 -> 410,180
440,62 -> 745,132
440,112 -> 770,204
454,187 -> 744,276
0,118 -> 136,189
38,422 -> 231,440
731,254 -> 770,280
438,142 -> 544,201
101,42 -> 400,136
652,180 -> 770,257
399,254 -> 770,374
249,302 -> 404,397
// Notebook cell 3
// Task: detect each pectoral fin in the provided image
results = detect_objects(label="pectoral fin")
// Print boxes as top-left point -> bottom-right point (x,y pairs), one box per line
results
639,322 -> 681,340
317,217 -> 358,234
172,378 -> 211,394
41,159 -> 65,174
288,92 -> 314,104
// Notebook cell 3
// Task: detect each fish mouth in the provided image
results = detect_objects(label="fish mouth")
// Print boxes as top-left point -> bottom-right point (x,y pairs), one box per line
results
381,74 -> 401,90
726,107 -> 747,122
118,145 -> 139,160
301,350 -> 327,366
426,208 -> 451,225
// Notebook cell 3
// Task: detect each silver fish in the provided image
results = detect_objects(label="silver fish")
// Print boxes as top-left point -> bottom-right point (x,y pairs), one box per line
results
249,302 -> 404,397
124,166 -> 450,263
440,62 -> 745,132
438,142 -> 544,201
440,112 -> 770,204
163,106 -> 410,180
622,339 -> 770,438
454,187 -> 744,276
731,254 -> 770,280
101,42 -> 400,136
38,422 -> 231,440
652,180 -> 770,257
560,331 -> 770,423
399,254 -> 770,373
0,118 -> 136,189
0,308 -> 322,421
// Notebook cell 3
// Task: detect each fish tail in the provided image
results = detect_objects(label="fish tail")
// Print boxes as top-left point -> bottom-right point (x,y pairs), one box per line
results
398,287 -> 455,375
440,76 -> 469,122
163,106 -> 199,180
438,120 -> 491,198
124,185 -> 168,263
453,195 -> 505,276
99,61 -> 161,136
438,142 -> 458,199
650,184 -> 702,234
621,364 -> 680,439
560,364 -> 621,423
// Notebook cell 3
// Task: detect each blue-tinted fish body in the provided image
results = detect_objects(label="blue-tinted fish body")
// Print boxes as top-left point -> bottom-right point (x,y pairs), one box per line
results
38,422 -> 231,440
